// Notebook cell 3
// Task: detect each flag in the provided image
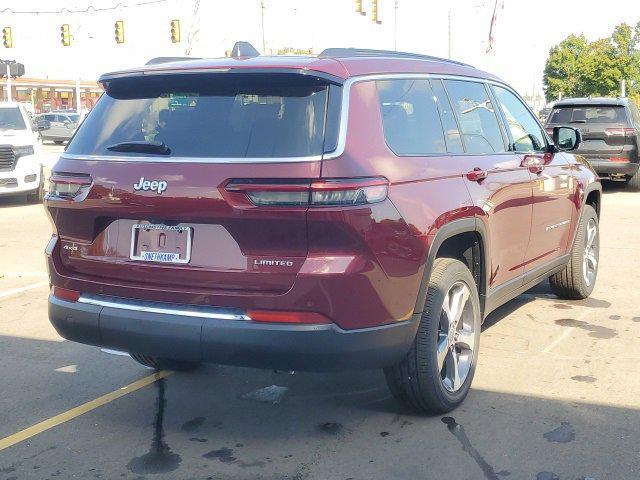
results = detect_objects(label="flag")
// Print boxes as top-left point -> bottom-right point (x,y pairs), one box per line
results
486,0 -> 504,53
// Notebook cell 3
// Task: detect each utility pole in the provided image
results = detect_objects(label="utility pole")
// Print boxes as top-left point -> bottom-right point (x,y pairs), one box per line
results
621,79 -> 626,97
393,0 -> 398,51
261,0 -> 266,53
448,9 -> 452,59
75,77 -> 81,115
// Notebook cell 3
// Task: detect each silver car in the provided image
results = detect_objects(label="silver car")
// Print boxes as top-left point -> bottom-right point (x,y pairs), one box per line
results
36,111 -> 80,144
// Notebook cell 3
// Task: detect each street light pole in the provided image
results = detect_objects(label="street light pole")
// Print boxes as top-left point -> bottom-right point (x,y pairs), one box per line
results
394,0 -> 398,51
448,8 -> 452,59
5,62 -> 11,102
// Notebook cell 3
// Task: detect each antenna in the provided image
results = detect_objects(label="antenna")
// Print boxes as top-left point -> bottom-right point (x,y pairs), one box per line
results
231,41 -> 261,59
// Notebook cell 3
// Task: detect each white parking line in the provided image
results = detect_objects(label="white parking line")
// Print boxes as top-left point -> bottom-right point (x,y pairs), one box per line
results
0,281 -> 49,300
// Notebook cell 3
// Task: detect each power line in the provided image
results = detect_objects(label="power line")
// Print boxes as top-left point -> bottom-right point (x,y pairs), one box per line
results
0,0 -> 169,15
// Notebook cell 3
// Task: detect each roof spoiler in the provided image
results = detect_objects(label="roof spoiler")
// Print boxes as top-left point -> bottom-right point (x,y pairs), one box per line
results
230,41 -> 261,59
145,56 -> 201,65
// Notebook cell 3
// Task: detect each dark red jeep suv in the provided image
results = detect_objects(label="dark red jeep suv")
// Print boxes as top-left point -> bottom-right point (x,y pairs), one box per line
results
46,48 -> 601,413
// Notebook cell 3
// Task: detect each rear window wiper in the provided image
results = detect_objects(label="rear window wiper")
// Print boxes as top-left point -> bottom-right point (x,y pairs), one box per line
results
569,120 -> 587,124
106,141 -> 171,155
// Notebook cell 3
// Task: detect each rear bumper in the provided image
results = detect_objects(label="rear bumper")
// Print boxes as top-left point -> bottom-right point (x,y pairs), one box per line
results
588,159 -> 639,177
48,294 -> 419,371
0,155 -> 41,195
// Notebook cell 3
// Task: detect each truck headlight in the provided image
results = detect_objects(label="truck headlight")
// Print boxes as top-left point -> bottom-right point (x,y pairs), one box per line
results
13,145 -> 35,158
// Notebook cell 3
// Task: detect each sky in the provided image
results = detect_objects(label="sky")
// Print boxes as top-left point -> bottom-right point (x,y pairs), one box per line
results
1,0 -> 639,103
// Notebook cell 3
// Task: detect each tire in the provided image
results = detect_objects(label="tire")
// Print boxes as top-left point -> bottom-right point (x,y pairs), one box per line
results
27,167 -> 45,204
625,167 -> 640,191
384,258 -> 481,414
130,353 -> 200,372
549,204 -> 599,300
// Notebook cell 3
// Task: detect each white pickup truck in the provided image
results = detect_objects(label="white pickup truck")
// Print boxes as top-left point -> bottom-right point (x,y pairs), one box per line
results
0,102 -> 45,202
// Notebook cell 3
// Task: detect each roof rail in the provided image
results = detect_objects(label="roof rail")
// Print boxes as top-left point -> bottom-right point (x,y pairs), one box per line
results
318,48 -> 472,67
145,56 -> 201,65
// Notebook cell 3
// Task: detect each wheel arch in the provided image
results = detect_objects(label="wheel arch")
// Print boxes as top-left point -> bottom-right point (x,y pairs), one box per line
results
413,218 -> 489,318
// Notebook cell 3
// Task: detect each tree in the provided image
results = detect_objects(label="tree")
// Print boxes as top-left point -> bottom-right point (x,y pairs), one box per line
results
543,22 -> 640,103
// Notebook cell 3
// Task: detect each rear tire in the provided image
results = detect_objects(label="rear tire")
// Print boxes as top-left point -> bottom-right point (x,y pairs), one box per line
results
384,258 -> 481,414
549,204 -> 599,299
130,353 -> 200,372
625,168 -> 640,191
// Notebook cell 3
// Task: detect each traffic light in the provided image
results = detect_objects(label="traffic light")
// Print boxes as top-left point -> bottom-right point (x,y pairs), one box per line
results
60,24 -> 71,46
170,19 -> 180,43
372,0 -> 380,23
114,20 -> 125,44
3,27 -> 13,48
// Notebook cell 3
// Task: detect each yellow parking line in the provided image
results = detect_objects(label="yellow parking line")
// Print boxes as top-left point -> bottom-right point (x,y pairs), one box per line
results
0,370 -> 172,452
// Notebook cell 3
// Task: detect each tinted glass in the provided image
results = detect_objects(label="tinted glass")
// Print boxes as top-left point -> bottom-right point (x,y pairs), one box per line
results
444,80 -> 505,154
67,74 -> 329,158
629,101 -> 640,125
549,106 -> 628,125
429,79 -> 464,153
493,86 -> 546,152
0,107 -> 26,130
376,79 -> 446,155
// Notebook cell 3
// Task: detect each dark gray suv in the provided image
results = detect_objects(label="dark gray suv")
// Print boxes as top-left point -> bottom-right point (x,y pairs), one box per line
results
545,97 -> 640,189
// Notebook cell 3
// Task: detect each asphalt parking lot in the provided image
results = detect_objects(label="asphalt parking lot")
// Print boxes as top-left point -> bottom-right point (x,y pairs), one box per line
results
0,164 -> 639,479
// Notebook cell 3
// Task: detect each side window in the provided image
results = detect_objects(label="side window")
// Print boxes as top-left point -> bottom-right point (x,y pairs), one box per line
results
444,80 -> 506,154
376,79 -> 446,155
492,86 -> 546,153
429,79 -> 464,153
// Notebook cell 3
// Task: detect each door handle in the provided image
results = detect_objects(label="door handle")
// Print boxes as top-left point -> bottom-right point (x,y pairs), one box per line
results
466,168 -> 488,182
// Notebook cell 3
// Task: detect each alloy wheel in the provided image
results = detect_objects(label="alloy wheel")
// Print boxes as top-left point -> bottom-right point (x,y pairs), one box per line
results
582,218 -> 598,287
437,281 -> 476,393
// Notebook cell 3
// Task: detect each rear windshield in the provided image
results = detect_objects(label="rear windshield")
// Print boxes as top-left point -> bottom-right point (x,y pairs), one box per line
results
66,73 -> 334,158
0,107 -> 26,131
549,105 -> 628,125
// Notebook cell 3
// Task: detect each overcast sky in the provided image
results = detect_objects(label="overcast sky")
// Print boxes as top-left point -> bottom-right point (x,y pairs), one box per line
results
1,0 -> 639,102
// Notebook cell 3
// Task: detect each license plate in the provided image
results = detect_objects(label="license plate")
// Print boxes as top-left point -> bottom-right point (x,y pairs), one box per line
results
130,224 -> 192,264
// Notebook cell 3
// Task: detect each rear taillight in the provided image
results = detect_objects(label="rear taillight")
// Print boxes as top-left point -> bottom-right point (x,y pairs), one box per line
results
225,177 -> 389,207
48,173 -> 92,199
610,157 -> 630,163
53,286 -> 80,302
605,127 -> 636,136
247,309 -> 331,324
545,127 -> 554,136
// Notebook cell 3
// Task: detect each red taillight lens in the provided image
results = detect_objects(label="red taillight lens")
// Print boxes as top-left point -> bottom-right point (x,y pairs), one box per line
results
224,177 -> 389,207
247,310 -> 331,324
605,127 -> 636,136
53,286 -> 80,302
545,127 -> 554,136
610,157 -> 630,163
48,173 -> 92,199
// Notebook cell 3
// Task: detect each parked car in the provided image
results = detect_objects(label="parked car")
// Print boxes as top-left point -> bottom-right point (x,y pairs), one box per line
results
36,111 -> 81,144
538,104 -> 553,123
45,47 -> 601,413
0,101 -> 45,202
545,97 -> 640,189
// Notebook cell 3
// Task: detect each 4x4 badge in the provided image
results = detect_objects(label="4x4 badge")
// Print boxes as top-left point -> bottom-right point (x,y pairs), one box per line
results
133,177 -> 168,194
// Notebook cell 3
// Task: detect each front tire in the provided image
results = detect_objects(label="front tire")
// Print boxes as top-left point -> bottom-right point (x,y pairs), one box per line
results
27,166 -> 45,204
130,353 -> 200,372
384,258 -> 481,414
549,204 -> 599,299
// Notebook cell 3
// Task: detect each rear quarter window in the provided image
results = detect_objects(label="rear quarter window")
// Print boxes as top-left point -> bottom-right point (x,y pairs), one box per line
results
376,79 -> 446,156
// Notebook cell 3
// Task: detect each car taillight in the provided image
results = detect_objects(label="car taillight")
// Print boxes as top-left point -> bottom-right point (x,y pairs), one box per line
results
247,309 -> 331,324
605,127 -> 636,136
610,157 -> 630,163
545,127 -> 554,136
225,177 -> 389,207
48,173 -> 92,199
53,286 -> 80,302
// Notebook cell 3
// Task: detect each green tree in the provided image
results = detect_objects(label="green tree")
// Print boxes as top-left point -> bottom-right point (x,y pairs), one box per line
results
543,22 -> 640,103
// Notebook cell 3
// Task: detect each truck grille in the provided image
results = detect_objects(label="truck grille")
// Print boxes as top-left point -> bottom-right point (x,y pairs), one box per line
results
0,145 -> 17,172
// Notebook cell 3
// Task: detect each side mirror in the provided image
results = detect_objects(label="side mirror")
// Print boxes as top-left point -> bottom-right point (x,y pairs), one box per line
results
552,126 -> 581,151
